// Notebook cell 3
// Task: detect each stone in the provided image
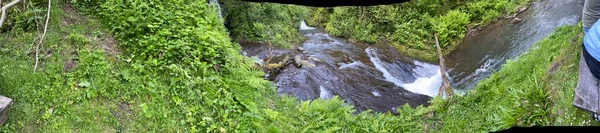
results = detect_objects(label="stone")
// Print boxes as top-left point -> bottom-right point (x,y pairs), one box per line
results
296,47 -> 304,52
512,17 -> 522,23
0,95 -> 13,126
293,55 -> 315,68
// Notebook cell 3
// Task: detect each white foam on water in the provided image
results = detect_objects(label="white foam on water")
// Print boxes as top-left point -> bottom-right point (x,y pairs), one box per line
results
372,91 -> 382,97
300,20 -> 317,30
319,85 -> 333,99
339,61 -> 362,69
412,61 -> 439,77
475,58 -> 496,74
402,68 -> 443,97
365,48 -> 405,86
366,47 -> 443,97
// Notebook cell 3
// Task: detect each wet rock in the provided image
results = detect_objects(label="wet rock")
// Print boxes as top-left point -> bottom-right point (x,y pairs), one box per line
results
297,47 -> 304,52
293,55 -> 316,68
266,55 -> 290,70
516,6 -> 529,14
512,17 -> 522,23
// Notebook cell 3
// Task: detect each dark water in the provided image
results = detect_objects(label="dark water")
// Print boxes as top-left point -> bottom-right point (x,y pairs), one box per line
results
446,0 -> 584,91
239,0 -> 584,113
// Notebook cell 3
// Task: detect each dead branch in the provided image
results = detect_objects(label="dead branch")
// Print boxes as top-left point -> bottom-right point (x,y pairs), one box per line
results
0,0 -> 21,29
434,33 -> 454,98
33,0 -> 49,72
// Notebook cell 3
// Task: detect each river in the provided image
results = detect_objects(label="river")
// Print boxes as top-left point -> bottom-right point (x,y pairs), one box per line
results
239,0 -> 584,113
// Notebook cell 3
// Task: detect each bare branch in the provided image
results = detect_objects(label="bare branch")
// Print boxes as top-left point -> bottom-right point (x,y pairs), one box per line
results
34,0 -> 49,72
434,33 -> 454,98
0,0 -> 21,29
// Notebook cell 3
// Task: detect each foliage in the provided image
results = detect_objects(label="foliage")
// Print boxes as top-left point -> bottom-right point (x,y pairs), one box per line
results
322,0 -> 526,61
0,0 -> 47,32
304,7 -> 332,28
221,0 -> 307,48
429,10 -> 470,48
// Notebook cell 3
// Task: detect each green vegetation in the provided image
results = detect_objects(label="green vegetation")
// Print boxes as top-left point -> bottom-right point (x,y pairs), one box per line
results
221,0 -> 307,48
0,0 -> 597,132
429,24 -> 600,132
305,7 -> 332,28
306,0 -> 530,61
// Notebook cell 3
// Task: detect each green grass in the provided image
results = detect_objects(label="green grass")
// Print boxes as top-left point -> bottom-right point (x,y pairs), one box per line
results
0,0 -> 598,132
430,23 -> 600,132
0,1 -> 131,132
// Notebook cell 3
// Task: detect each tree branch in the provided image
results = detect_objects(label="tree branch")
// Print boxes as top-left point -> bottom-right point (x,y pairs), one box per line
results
0,0 -> 21,29
34,0 -> 49,72
434,33 -> 454,98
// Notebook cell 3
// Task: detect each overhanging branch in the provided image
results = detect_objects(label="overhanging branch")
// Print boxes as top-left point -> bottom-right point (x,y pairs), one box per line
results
0,0 -> 21,29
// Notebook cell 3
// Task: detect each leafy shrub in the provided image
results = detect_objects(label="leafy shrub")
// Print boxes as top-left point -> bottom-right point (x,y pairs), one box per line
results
221,0 -> 307,48
482,10 -> 500,24
429,10 -> 470,48
466,0 -> 493,21
304,7 -> 331,28
0,1 -> 46,32
99,0 -> 233,74
321,0 -> 525,61
74,0 -> 277,131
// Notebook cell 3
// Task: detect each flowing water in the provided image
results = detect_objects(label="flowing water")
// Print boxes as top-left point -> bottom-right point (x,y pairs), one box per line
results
242,31 -> 435,112
239,0 -> 584,113
446,0 -> 583,91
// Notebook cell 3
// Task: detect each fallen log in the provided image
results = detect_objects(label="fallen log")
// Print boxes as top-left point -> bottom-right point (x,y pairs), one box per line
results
434,33 -> 454,98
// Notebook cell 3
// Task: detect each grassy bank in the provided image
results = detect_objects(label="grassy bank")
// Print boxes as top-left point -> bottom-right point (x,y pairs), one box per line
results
430,23 -> 600,131
306,0 -> 529,61
0,0 -> 597,132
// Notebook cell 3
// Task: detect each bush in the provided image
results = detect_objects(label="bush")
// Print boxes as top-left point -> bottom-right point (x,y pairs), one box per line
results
304,7 -> 331,28
99,0 -> 233,74
320,0 -> 525,61
429,10 -> 470,48
81,0 -> 275,131
221,0 -> 307,48
0,1 -> 46,32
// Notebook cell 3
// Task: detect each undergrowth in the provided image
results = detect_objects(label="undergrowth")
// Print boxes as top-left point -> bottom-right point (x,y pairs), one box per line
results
221,0 -> 307,49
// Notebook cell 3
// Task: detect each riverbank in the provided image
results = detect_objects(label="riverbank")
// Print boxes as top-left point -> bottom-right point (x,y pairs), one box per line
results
0,0 -> 597,132
306,0 -> 531,62
429,24 -> 600,131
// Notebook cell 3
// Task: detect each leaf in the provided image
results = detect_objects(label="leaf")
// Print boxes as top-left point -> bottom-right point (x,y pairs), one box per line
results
78,81 -> 91,88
